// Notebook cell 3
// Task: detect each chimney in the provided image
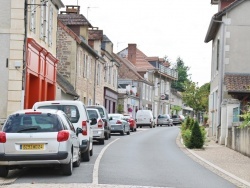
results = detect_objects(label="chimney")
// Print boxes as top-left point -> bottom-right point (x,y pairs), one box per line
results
218,0 -> 235,11
128,44 -> 137,65
65,5 -> 80,14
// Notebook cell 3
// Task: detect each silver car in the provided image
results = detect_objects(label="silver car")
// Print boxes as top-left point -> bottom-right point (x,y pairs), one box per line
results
86,108 -> 105,145
0,109 -> 82,177
108,114 -> 130,135
156,114 -> 173,126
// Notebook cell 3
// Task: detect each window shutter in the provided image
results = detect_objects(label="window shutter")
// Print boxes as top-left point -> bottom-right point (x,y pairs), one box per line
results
48,6 -> 53,46
40,5 -> 44,39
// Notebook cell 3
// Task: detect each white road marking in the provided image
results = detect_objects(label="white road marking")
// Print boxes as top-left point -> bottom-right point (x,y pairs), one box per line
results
92,138 -> 120,184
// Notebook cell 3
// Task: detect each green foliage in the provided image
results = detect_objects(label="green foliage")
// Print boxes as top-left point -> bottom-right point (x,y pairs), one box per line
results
181,118 -> 206,149
182,81 -> 210,113
117,104 -> 124,114
171,105 -> 182,114
239,104 -> 250,128
189,121 -> 204,149
171,57 -> 191,92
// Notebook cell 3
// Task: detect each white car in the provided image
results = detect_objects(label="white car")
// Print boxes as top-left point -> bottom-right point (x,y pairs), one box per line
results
33,100 -> 93,162
86,108 -> 105,145
108,114 -> 130,135
0,109 -> 82,177
136,110 -> 155,128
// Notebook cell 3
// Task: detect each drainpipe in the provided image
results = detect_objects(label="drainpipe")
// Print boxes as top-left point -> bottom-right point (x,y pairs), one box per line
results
93,57 -> 98,104
23,0 -> 28,109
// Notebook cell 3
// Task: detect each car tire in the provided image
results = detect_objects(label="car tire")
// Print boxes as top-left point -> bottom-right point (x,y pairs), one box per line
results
105,133 -> 109,140
99,139 -> 105,145
62,153 -> 73,176
109,132 -> 111,138
120,131 -> 124,135
81,148 -> 90,162
0,166 -> 8,177
127,131 -> 130,135
73,149 -> 81,167
90,146 -> 93,156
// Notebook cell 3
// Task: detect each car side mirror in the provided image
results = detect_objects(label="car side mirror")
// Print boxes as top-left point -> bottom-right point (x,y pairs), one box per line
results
76,127 -> 83,136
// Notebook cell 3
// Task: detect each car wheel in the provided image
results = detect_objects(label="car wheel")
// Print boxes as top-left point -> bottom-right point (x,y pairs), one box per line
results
73,149 -> 81,167
99,139 -> 105,145
109,132 -> 111,138
81,148 -> 90,162
62,153 -> 73,176
105,133 -> 108,140
0,166 -> 8,177
127,131 -> 130,135
90,146 -> 93,156
140,126 -> 142,128
120,131 -> 124,135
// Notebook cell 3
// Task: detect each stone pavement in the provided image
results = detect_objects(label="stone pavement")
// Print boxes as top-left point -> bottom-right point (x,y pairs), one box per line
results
1,132 -> 250,188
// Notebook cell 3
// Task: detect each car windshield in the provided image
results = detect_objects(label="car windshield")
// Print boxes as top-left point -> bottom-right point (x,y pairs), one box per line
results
158,115 -> 170,118
3,114 -> 62,133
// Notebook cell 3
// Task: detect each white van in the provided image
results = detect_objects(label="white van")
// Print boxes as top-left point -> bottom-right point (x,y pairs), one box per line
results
33,100 -> 93,162
136,110 -> 155,128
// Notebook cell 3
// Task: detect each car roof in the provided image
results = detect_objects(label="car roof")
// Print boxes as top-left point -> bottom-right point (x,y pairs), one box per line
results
10,109 -> 61,115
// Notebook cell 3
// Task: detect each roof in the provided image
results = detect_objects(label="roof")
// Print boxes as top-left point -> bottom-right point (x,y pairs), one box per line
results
205,0 -> 245,43
132,48 -> 155,71
56,72 -> 79,97
224,73 -> 250,93
58,13 -> 92,27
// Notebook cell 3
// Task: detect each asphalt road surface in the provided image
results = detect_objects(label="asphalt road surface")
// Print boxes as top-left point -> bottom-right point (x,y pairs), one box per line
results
11,126 -> 236,188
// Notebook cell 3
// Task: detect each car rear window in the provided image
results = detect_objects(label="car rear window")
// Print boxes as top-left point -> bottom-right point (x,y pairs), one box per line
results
3,114 -> 62,133
37,105 -> 80,123
87,109 -> 98,119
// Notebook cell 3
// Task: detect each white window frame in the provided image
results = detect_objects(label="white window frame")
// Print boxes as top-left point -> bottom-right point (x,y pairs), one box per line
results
30,0 -> 36,33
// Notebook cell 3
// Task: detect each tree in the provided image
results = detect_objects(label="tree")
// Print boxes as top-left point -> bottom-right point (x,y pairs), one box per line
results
171,57 -> 191,92
189,120 -> 204,149
182,81 -> 210,114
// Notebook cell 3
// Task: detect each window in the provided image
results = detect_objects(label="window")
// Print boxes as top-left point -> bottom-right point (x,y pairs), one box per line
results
30,0 -> 36,33
40,1 -> 48,41
216,39 -> 220,71
48,5 -> 53,46
97,63 -> 100,85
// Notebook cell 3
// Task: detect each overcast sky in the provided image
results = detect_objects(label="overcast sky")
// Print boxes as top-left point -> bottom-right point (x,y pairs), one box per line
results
60,0 -> 218,86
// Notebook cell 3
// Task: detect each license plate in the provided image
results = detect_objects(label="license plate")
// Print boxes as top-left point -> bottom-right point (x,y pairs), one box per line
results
21,144 -> 44,150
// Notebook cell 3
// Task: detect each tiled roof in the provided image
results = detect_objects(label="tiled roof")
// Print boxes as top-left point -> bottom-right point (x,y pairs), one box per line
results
225,73 -> 250,93
58,14 -> 92,27
57,72 -> 79,97
135,48 -> 155,71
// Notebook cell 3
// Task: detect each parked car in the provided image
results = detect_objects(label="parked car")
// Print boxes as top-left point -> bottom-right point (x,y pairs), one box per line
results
171,115 -> 182,125
156,114 -> 173,126
87,105 -> 111,140
135,110 -> 155,128
33,100 -> 93,162
123,114 -> 136,132
108,114 -> 130,135
86,108 -> 105,145
0,109 -> 82,177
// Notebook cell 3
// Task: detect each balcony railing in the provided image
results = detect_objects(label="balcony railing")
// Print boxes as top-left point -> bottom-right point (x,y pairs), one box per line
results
159,64 -> 178,80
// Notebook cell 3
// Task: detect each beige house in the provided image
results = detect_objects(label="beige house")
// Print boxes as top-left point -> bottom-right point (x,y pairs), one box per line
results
205,0 -> 250,155
0,0 -> 64,124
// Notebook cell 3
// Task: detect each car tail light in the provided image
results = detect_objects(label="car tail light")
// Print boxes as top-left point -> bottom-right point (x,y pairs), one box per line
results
116,120 -> 122,124
57,130 -> 69,142
82,121 -> 87,135
98,119 -> 103,128
0,132 -> 6,143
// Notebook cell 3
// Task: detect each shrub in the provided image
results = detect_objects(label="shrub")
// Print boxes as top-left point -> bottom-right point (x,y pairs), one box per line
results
182,129 -> 192,148
189,120 -> 204,149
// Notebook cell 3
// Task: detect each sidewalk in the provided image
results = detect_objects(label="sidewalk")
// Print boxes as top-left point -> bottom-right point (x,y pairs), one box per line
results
1,132 -> 250,188
177,133 -> 250,188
